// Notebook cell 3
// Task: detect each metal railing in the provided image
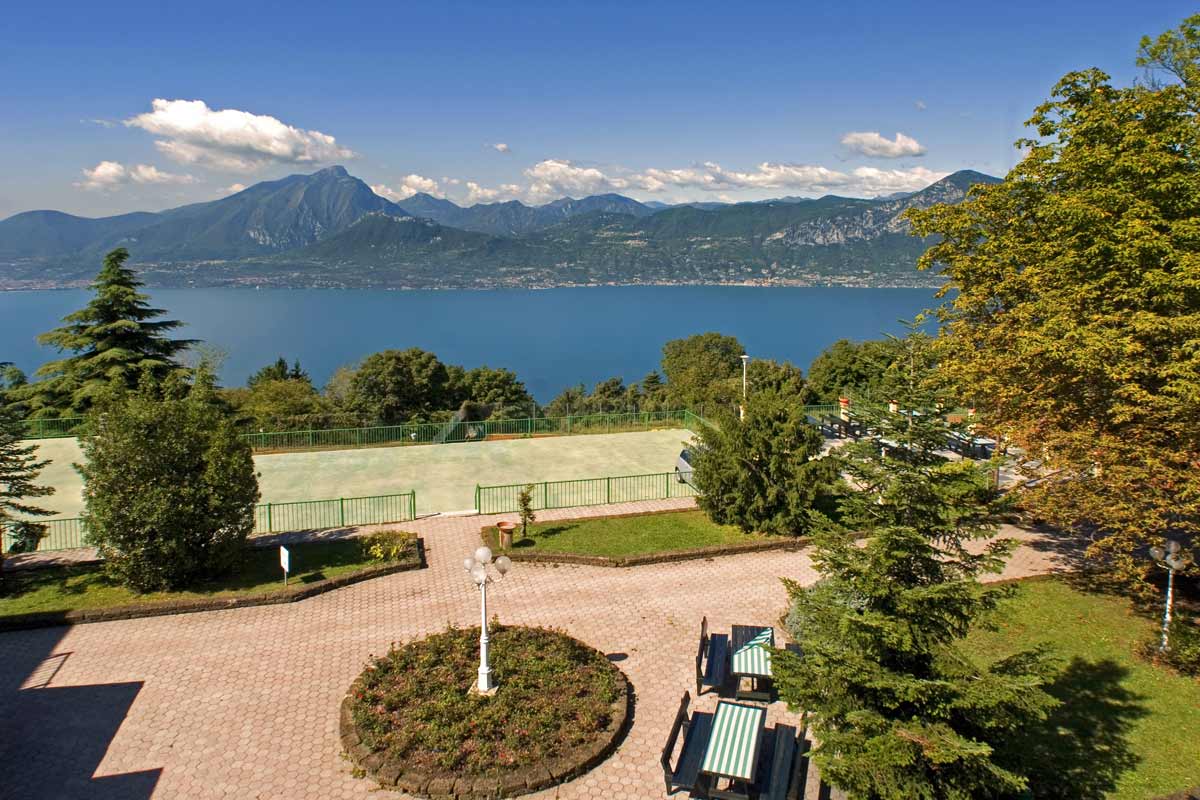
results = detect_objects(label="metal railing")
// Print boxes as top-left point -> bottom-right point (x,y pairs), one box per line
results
2,490 -> 418,553
241,409 -> 690,452
476,471 -> 699,515
21,417 -> 86,439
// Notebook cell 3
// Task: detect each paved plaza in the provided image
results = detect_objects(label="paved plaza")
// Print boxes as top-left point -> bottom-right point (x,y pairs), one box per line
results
0,499 -> 1072,800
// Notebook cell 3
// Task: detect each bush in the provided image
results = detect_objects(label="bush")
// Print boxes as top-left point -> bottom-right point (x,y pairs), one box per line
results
79,372 -> 260,592
1142,615 -> 1200,676
360,529 -> 416,562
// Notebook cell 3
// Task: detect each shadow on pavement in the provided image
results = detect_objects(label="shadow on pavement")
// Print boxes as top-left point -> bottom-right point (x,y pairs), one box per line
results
0,625 -> 161,799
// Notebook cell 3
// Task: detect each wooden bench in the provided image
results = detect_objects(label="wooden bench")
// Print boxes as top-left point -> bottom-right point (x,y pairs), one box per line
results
756,722 -> 807,800
660,691 -> 715,796
695,616 -> 730,696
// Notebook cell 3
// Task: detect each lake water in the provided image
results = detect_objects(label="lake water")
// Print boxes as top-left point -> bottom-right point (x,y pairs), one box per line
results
0,286 -> 937,402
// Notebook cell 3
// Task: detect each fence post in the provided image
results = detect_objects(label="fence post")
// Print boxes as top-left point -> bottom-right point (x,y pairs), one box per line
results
665,471 -> 670,498
543,481 -> 548,509
475,485 -> 480,513
266,502 -> 273,533
410,491 -> 416,520
308,430 -> 314,448
606,476 -> 612,504
339,497 -> 345,527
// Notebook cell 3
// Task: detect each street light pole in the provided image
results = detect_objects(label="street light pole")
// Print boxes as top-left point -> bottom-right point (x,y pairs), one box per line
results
1149,539 -> 1194,653
465,546 -> 512,694
740,353 -> 749,421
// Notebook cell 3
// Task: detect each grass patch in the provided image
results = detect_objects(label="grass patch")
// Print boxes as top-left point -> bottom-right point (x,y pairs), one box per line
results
494,510 -> 784,558
966,578 -> 1200,799
0,538 -> 402,617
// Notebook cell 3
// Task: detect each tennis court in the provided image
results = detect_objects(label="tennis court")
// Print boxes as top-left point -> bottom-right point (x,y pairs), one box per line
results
27,427 -> 693,517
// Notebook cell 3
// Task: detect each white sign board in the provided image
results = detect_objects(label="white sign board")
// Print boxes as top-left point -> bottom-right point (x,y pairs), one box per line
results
280,545 -> 290,575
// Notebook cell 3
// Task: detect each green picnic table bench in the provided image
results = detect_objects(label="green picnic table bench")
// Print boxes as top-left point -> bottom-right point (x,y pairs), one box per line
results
696,616 -> 730,696
660,691 -> 714,796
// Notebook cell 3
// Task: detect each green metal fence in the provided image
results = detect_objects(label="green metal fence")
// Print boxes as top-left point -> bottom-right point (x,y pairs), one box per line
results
476,471 -> 699,514
241,409 -> 690,452
1,517 -> 87,552
21,417 -> 86,439
2,491 -> 418,553
252,491 -> 417,533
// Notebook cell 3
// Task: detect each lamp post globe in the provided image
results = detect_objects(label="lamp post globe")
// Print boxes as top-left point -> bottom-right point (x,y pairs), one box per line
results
1149,539 -> 1195,653
466,547 -> 512,695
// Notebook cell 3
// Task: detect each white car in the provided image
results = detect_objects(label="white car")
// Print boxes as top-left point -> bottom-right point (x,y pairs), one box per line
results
675,448 -> 695,485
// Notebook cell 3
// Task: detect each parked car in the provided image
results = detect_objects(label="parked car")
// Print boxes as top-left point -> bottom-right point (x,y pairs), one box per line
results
675,448 -> 695,485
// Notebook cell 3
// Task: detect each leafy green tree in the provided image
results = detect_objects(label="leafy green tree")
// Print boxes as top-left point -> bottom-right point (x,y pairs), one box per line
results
775,326 -> 1057,800
805,338 -> 901,404
248,356 -> 310,388
347,348 -> 451,424
691,389 -> 839,536
236,378 -> 328,430
907,16 -> 1200,586
0,406 -> 55,565
78,368 -> 260,591
0,362 -> 29,419
746,358 -> 808,400
463,366 -> 534,418
517,484 -> 536,539
661,332 -> 744,410
16,248 -> 194,417
543,384 -> 587,417
639,370 -> 667,406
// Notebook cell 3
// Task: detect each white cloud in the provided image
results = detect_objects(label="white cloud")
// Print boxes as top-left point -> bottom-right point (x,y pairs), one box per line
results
465,181 -> 522,205
915,100 -> 927,111
125,99 -> 355,173
491,143 -> 510,153
76,160 -> 196,190
840,131 -> 927,158
225,183 -> 248,195
370,174 -> 444,202
522,159 -> 643,203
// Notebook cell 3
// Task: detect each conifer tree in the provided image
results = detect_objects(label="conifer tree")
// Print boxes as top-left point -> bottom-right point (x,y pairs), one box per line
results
17,248 -> 194,416
0,405 -> 55,564
774,323 -> 1058,799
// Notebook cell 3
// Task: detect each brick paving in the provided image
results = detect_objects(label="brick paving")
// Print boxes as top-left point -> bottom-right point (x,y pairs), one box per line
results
0,498 -> 1075,800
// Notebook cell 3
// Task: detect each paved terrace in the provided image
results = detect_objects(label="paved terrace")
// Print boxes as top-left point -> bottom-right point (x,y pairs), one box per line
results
0,499 -> 1074,800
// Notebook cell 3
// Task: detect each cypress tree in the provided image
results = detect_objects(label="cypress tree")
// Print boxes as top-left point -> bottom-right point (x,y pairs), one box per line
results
19,248 -> 194,416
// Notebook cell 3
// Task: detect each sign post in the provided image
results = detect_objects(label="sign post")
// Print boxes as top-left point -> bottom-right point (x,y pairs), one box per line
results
280,545 -> 290,585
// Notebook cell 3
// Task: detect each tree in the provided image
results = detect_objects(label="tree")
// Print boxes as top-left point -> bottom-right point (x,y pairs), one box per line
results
543,384 -> 587,417
236,378 -> 328,430
805,338 -> 901,404
248,356 -> 310,389
661,332 -> 744,410
774,325 -> 1057,799
0,362 -> 29,418
347,348 -> 451,424
517,484 -> 536,539
0,406 -> 55,567
907,17 -> 1200,587
16,248 -> 194,417
78,368 -> 260,591
691,389 -> 839,536
463,366 -> 534,419
746,358 -> 809,400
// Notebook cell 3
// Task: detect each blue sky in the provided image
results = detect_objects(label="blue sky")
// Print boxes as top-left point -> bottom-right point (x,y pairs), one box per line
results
1,1 -> 1193,218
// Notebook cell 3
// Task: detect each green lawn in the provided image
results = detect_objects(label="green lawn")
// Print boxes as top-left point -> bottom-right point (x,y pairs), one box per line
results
966,579 -> 1200,799
0,539 -> 389,617
492,510 -> 783,558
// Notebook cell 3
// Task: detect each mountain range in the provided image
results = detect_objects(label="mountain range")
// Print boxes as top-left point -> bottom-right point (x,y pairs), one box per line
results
0,165 -> 1000,290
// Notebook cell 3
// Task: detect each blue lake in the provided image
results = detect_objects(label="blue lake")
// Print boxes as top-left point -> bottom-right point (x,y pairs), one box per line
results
0,286 -> 937,402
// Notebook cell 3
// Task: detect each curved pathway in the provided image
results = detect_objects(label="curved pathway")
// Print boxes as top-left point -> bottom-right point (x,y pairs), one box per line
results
0,499 -> 1072,800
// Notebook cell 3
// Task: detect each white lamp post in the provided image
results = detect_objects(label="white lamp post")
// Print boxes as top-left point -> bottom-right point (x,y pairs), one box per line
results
1149,539 -> 1194,653
740,353 -> 750,421
464,546 -> 512,694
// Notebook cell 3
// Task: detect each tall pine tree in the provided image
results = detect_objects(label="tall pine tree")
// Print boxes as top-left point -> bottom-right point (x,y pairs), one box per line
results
774,323 -> 1058,799
18,248 -> 195,416
0,405 -> 55,564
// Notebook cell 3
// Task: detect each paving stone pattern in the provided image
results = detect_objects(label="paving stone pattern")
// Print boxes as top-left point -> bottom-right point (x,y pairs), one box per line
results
0,498 -> 1072,800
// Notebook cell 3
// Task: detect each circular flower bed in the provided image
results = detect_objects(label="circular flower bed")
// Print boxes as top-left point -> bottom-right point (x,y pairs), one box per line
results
341,625 -> 630,798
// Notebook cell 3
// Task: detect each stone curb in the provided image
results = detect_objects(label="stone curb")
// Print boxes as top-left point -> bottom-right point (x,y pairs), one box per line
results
0,539 -> 427,632
341,630 -> 633,798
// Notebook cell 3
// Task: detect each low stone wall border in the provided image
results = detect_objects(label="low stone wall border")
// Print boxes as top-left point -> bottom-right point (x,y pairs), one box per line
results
0,540 -> 426,632
340,636 -> 633,798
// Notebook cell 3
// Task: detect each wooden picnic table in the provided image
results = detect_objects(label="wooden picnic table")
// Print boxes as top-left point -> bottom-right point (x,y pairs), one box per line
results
699,700 -> 768,799
731,625 -> 774,702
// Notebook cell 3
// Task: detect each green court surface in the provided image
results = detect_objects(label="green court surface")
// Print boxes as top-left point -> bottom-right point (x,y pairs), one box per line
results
27,428 -> 693,517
